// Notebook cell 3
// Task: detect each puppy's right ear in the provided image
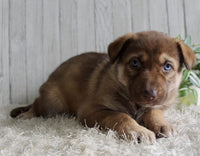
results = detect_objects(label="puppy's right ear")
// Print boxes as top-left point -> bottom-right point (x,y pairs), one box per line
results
108,33 -> 134,63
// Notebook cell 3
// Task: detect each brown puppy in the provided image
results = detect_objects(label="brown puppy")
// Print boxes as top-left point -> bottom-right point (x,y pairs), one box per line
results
10,31 -> 195,142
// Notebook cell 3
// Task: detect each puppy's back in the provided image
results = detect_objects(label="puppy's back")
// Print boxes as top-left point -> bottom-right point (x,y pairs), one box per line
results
46,52 -> 109,114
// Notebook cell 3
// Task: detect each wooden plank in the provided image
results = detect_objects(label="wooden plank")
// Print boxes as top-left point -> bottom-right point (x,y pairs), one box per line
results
26,0 -> 44,104
60,0 -> 78,62
167,0 -> 185,38
0,0 -> 3,77
0,0 -> 9,105
95,0 -> 113,52
112,0 -> 132,38
77,0 -> 95,53
131,0 -> 150,32
184,0 -> 200,43
148,0 -> 168,33
10,0 -> 27,104
60,0 -> 95,58
43,0 -> 60,80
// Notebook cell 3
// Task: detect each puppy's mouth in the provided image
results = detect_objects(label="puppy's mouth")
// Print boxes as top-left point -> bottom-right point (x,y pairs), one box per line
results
129,87 -> 167,108
132,96 -> 166,108
135,100 -> 161,107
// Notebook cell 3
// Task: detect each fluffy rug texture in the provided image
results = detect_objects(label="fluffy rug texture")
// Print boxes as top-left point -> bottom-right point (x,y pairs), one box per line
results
0,104 -> 200,156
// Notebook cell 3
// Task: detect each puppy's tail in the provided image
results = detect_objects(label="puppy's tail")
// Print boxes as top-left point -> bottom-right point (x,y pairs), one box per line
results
10,104 -> 32,118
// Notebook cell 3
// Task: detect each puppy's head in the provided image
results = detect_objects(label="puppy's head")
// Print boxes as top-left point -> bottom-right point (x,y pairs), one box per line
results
108,31 -> 196,108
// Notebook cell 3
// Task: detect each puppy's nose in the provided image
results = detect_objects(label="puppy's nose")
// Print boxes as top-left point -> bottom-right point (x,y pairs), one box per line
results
142,89 -> 157,100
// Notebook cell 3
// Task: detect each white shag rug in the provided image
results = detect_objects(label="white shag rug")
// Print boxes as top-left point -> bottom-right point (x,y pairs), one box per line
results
0,104 -> 200,156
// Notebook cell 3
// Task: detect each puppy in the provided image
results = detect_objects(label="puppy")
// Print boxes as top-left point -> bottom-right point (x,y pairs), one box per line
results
10,31 -> 195,142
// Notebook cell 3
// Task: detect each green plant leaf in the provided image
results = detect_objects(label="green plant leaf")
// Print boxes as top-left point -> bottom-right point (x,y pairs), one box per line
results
196,58 -> 200,62
179,88 -> 189,97
177,34 -> 182,40
189,71 -> 200,88
182,69 -> 190,82
181,96 -> 191,106
192,46 -> 200,53
188,91 -> 195,106
179,82 -> 188,89
184,35 -> 192,47
181,90 -> 196,106
192,63 -> 200,70
191,89 -> 198,105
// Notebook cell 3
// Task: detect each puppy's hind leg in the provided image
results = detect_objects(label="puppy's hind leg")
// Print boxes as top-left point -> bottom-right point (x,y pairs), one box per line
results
33,84 -> 67,117
10,98 -> 39,119
10,104 -> 33,118
10,83 -> 67,119
16,106 -> 36,119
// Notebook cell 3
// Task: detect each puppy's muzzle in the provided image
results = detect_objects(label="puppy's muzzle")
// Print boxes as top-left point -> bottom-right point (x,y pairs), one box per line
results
142,88 -> 157,101
132,81 -> 165,106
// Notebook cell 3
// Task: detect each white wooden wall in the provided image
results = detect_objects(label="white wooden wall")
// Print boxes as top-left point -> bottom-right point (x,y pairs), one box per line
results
1,0 -> 200,105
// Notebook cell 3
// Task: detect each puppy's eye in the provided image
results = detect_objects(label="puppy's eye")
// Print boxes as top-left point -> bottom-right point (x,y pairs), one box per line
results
163,63 -> 173,72
130,59 -> 141,69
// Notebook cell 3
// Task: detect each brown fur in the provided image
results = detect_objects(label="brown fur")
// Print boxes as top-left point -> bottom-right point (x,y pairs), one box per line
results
10,31 -> 196,142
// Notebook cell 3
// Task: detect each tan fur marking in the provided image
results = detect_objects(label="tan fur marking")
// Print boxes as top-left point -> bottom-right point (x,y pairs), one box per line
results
117,65 -> 127,86
159,53 -> 178,69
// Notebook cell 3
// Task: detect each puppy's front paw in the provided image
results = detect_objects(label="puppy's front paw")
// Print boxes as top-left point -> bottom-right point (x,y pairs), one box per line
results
152,124 -> 176,138
133,126 -> 156,143
123,125 -> 156,143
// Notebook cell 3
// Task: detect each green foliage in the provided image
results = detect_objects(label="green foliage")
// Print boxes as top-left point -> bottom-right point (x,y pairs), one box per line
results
178,35 -> 200,108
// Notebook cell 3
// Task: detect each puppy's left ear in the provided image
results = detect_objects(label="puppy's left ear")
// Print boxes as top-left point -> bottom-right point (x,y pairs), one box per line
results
108,33 -> 134,63
175,39 -> 196,70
